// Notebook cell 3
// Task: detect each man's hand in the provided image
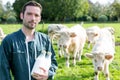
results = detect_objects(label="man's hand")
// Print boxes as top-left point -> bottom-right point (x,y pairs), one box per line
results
32,67 -> 48,80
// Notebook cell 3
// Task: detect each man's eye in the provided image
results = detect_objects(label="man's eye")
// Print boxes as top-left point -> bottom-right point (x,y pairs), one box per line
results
35,14 -> 40,17
27,13 -> 32,16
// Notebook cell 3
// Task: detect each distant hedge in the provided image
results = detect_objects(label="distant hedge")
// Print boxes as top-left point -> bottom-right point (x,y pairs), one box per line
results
98,15 -> 108,22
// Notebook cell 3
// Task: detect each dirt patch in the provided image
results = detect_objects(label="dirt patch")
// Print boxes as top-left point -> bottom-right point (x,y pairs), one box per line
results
115,42 -> 120,46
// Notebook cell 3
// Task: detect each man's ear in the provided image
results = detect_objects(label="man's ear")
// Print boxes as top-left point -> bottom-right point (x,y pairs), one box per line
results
20,13 -> 23,20
85,53 -> 93,59
39,16 -> 41,23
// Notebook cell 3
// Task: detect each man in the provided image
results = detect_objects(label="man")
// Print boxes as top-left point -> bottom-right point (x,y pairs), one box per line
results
0,1 -> 58,80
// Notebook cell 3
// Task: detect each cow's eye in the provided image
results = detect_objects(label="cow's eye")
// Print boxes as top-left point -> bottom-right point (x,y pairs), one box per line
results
94,59 -> 97,62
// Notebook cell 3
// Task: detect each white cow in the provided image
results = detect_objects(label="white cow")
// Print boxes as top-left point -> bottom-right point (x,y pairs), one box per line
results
103,27 -> 115,35
86,26 -> 101,49
0,27 -> 6,41
48,24 -> 68,43
103,27 -> 115,48
56,24 -> 87,67
85,28 -> 115,80
47,24 -> 68,57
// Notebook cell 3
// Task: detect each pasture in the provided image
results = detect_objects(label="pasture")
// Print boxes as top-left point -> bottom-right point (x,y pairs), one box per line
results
0,22 -> 120,80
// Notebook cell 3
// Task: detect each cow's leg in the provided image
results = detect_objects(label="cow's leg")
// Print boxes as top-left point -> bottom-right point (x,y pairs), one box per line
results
58,46 -> 62,57
58,43 -> 64,58
77,49 -> 83,61
103,62 -> 110,80
87,41 -> 91,49
94,71 -> 99,80
65,52 -> 70,68
73,51 -> 77,66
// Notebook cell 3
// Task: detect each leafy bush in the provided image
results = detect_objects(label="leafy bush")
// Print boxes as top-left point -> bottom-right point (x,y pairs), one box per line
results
6,16 -> 17,24
86,16 -> 93,22
0,18 -> 1,23
98,15 -> 108,22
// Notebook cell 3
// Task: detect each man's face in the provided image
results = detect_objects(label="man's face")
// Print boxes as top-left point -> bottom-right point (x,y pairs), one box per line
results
21,6 -> 41,29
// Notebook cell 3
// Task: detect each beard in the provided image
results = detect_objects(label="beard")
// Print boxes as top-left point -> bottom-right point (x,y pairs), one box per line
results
23,20 -> 37,30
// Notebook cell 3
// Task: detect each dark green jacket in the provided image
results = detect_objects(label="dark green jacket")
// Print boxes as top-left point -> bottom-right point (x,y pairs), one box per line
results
0,29 -> 58,80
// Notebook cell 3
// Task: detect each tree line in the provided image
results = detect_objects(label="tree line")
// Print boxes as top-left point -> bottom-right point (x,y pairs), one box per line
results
1,0 -> 120,23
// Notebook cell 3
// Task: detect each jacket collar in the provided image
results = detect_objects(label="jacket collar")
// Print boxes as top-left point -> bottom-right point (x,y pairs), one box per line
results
17,29 -> 26,42
17,29 -> 39,42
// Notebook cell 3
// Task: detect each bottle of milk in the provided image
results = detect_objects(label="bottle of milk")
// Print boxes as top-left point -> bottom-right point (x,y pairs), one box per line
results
31,50 -> 46,75
31,50 -> 51,76
44,52 -> 52,71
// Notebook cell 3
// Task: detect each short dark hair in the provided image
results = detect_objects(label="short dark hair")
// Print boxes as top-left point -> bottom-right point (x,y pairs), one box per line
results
22,1 -> 42,14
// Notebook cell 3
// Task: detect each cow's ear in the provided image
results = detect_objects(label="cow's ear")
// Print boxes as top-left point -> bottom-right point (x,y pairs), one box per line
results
55,33 -> 61,38
94,33 -> 98,36
70,32 -> 76,37
85,53 -> 93,59
105,54 -> 113,60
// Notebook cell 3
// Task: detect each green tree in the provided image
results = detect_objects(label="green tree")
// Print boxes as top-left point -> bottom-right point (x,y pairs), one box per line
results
13,0 -> 30,21
112,1 -> 120,21
13,0 -> 89,22
88,2 -> 103,21
41,0 -> 89,21
2,1 -> 17,23
88,2 -> 115,21
0,0 -> 4,22
102,4 -> 115,21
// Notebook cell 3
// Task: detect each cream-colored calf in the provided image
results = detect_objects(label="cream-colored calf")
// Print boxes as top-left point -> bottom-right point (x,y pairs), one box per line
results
56,24 -> 87,67
48,24 -> 68,43
48,24 -> 68,57
85,28 -> 115,80
0,27 -> 6,41
86,26 -> 101,48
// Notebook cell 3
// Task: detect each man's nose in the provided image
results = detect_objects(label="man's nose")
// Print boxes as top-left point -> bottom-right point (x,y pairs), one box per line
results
31,15 -> 36,20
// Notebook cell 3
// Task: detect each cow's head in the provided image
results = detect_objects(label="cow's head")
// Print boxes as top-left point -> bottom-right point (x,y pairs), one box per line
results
87,32 -> 99,44
85,53 -> 113,71
55,29 -> 77,48
86,26 -> 100,44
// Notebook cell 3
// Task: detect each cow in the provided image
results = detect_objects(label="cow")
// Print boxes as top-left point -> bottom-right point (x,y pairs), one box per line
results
103,27 -> 115,35
0,27 -> 6,41
47,24 -> 68,57
86,26 -> 101,49
47,24 -> 68,43
85,28 -> 115,80
103,27 -> 115,48
56,24 -> 87,67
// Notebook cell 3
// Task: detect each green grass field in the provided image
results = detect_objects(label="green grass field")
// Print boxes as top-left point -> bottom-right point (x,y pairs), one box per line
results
0,22 -> 120,80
